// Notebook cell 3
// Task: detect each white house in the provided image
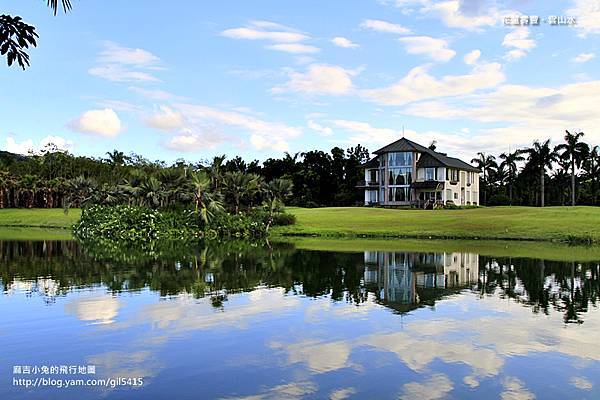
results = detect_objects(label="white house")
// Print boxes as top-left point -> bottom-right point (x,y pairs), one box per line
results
358,137 -> 481,207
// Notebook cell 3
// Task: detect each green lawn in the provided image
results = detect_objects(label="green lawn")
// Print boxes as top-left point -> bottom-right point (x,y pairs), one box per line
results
277,237 -> 600,262
274,206 -> 600,243
0,208 -> 81,229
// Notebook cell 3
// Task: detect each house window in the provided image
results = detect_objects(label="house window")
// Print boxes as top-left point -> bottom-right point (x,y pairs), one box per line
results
369,190 -> 378,203
447,169 -> 458,181
387,152 -> 413,167
425,168 -> 436,180
454,192 -> 458,200
388,167 -> 412,185
388,187 -> 409,202
467,172 -> 472,184
369,169 -> 377,182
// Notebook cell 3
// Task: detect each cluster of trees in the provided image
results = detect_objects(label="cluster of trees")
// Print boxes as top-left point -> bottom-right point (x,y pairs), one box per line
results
0,144 -> 370,212
472,131 -> 599,207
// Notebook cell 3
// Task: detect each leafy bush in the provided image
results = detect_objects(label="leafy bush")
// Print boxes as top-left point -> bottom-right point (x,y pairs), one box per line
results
209,212 -> 267,238
271,212 -> 296,226
74,205 -> 269,241
250,210 -> 296,226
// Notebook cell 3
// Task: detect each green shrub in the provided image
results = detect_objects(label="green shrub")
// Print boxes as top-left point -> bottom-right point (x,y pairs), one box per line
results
271,212 -> 296,226
74,205 -> 269,241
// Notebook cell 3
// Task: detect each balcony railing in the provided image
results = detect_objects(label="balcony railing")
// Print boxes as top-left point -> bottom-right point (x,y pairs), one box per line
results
356,180 -> 380,187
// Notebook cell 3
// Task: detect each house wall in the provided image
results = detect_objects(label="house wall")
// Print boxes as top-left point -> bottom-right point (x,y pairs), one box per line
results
362,151 -> 480,206
442,169 -> 480,205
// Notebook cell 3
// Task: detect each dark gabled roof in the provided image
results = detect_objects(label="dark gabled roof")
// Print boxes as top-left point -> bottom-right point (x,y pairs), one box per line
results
361,157 -> 379,169
416,152 -> 444,169
434,153 -> 480,172
373,137 -> 431,155
371,137 -> 481,173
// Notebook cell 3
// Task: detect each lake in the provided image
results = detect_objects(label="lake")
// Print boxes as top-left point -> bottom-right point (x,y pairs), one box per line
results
1,239 -> 599,399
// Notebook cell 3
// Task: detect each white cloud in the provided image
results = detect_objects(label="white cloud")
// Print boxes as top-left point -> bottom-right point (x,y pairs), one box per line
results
307,120 -> 333,136
4,135 -> 74,155
400,374 -> 454,400
566,0 -> 600,36
165,128 -> 230,152
360,19 -> 411,34
68,108 -> 122,137
572,52 -> 595,63
362,62 -> 505,105
464,49 -> 481,65
89,42 -> 162,82
570,376 -> 593,391
221,25 -> 308,43
332,119 -> 401,145
266,43 -> 320,54
502,28 -> 536,61
65,296 -> 121,325
331,37 -> 359,48
98,41 -> 160,66
129,87 -> 175,100
422,0 -> 497,30
145,106 -> 185,131
272,64 -> 357,95
89,64 -> 161,82
164,103 -> 302,153
398,36 -> 456,62
400,79 -> 600,155
500,377 -> 535,400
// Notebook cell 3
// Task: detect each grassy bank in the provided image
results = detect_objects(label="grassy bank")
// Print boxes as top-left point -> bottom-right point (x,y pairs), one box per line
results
279,237 -> 600,262
274,206 -> 600,243
0,209 -> 81,229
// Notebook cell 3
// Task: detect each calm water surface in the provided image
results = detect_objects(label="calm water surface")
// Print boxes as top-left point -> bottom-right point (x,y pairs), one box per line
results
0,240 -> 599,399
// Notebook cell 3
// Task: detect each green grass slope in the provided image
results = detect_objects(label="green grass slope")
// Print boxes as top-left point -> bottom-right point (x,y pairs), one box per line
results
0,209 -> 81,229
274,206 -> 600,243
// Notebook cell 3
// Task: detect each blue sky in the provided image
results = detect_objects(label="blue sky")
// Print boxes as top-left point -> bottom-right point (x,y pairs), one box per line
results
1,0 -> 599,162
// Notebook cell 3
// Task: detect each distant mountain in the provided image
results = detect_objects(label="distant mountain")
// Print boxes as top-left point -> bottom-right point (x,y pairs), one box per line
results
0,150 -> 28,163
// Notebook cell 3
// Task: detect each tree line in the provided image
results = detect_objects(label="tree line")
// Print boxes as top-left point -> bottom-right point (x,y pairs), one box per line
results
0,144 -> 370,212
471,131 -> 599,207
1,129 -> 599,210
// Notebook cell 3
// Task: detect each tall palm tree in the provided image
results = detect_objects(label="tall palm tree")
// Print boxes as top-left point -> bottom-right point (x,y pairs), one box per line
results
208,155 -> 226,191
140,176 -> 163,209
471,152 -> 497,205
499,150 -> 525,205
224,171 -> 260,214
190,171 -> 224,224
523,139 -> 559,207
555,130 -> 590,206
582,146 -> 600,205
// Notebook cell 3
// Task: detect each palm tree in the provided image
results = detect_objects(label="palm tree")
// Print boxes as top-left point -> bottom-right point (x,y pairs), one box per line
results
555,130 -> 590,206
471,152 -> 497,205
140,176 -> 163,209
223,171 -> 260,214
499,150 -> 525,205
582,146 -> 600,205
263,178 -> 294,230
208,155 -> 226,191
523,139 -> 559,207
190,171 -> 224,224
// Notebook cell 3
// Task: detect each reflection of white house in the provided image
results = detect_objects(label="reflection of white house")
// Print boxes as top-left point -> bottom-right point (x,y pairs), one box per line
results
364,251 -> 479,306
357,138 -> 481,207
